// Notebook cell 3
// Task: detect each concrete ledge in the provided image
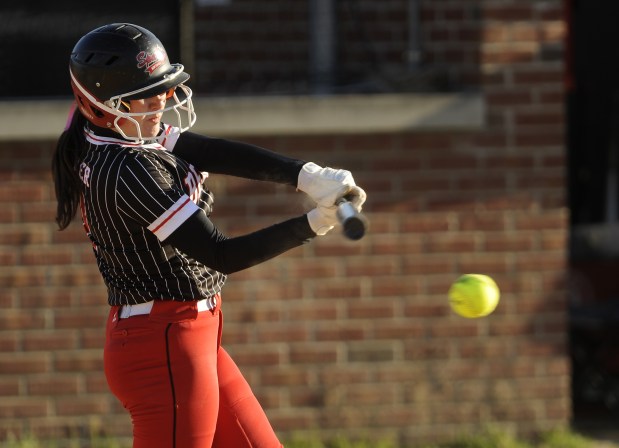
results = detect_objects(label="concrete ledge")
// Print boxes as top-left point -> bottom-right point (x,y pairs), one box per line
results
0,93 -> 484,141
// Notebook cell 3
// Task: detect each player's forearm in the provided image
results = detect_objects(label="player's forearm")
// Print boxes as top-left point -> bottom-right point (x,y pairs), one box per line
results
174,132 -> 305,185
164,211 -> 315,274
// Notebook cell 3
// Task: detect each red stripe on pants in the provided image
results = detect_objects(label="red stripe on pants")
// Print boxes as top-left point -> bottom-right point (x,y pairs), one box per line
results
104,299 -> 282,448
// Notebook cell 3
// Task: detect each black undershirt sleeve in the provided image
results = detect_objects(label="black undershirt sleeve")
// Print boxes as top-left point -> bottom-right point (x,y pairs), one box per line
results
174,132 -> 306,185
163,209 -> 315,274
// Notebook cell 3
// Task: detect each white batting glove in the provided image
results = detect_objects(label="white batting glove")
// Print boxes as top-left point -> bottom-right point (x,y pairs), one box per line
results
344,185 -> 367,212
297,162 -> 356,207
307,205 -> 339,236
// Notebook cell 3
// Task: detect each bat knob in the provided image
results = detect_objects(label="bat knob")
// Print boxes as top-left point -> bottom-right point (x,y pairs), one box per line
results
336,200 -> 366,240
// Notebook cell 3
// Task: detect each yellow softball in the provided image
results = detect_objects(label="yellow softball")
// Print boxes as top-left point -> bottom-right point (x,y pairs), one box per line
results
448,274 -> 500,318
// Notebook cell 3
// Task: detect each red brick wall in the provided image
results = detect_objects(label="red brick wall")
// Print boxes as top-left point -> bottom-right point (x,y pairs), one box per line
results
0,0 -> 569,445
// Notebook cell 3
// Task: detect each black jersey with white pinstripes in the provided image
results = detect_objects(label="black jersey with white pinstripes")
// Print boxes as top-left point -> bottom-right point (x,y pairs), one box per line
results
79,124 -> 226,306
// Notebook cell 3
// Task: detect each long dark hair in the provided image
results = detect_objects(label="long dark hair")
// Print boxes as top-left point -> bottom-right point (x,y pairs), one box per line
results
51,105 -> 88,230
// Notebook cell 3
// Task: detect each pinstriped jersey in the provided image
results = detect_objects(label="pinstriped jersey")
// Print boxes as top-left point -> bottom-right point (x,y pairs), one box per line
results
78,124 -> 226,306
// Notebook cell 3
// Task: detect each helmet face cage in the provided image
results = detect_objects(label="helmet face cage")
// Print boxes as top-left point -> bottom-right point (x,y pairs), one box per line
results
111,84 -> 196,142
69,23 -> 196,142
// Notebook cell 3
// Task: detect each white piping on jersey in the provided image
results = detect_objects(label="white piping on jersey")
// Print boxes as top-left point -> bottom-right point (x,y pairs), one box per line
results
84,123 -> 182,152
148,195 -> 200,241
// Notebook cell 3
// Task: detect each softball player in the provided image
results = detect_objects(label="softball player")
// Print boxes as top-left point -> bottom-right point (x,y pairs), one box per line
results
51,23 -> 365,448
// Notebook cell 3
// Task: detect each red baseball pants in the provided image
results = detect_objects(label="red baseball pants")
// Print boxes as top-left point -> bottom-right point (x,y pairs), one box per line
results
104,299 -> 283,448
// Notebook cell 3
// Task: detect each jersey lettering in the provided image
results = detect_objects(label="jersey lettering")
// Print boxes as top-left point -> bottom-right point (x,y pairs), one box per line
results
79,162 -> 91,187
184,164 -> 204,204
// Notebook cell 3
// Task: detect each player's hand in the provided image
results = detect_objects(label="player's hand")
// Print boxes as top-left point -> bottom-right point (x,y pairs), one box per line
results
344,185 -> 367,212
297,162 -> 356,207
307,205 -> 339,236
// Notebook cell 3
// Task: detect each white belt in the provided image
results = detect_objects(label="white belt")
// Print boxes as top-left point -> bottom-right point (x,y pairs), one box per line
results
119,297 -> 217,319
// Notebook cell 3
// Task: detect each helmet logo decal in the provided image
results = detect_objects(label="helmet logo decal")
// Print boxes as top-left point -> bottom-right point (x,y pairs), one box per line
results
136,47 -> 166,75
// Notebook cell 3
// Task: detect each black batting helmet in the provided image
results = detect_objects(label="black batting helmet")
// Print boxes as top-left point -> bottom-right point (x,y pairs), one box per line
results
69,23 -> 195,139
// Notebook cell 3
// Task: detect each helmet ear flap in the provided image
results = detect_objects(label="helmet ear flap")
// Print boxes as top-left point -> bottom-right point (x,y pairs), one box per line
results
87,101 -> 105,119
70,77 -> 114,128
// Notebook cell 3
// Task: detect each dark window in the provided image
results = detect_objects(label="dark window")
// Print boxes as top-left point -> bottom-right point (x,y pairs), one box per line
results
0,2 -> 179,98
567,0 -> 619,428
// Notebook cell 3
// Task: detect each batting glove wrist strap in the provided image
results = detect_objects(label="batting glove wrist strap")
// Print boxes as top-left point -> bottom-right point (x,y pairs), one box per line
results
307,205 -> 338,236
298,162 -> 356,207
